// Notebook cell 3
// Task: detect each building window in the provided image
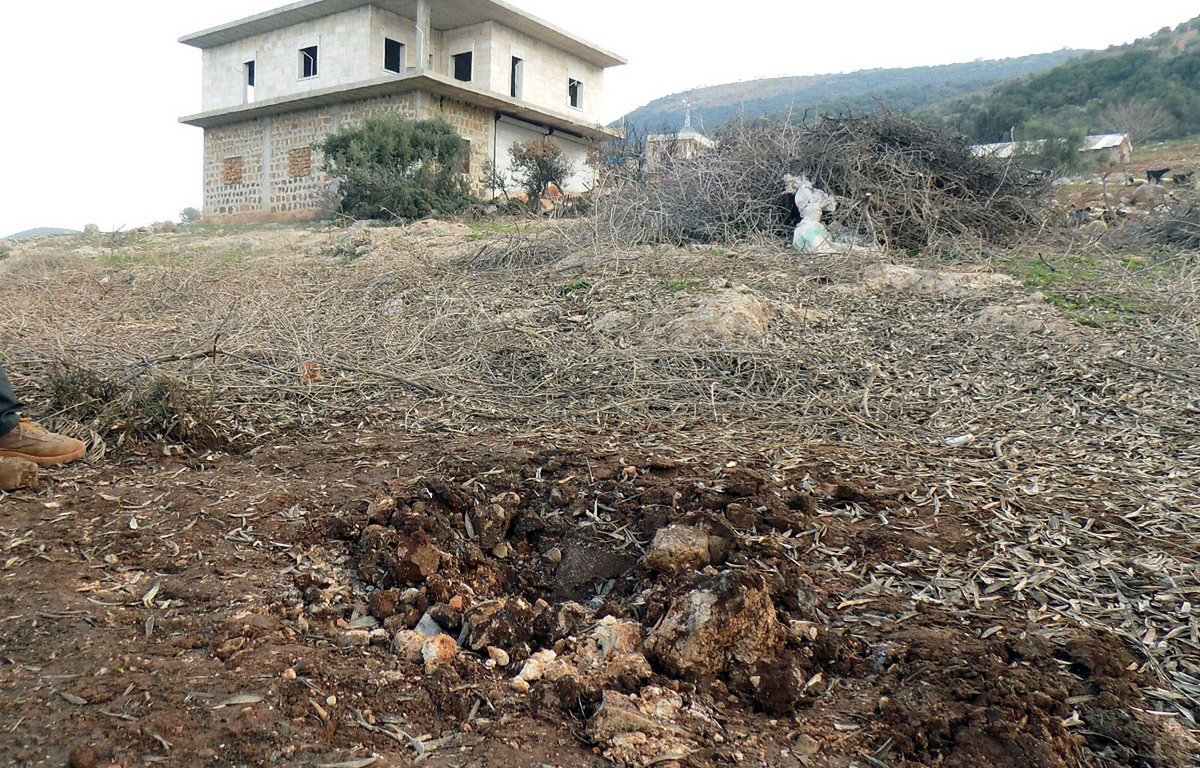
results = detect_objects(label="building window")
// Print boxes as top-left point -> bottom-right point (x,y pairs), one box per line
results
510,57 -> 524,99
288,147 -> 313,179
300,45 -> 319,79
568,79 -> 583,109
244,61 -> 256,104
452,51 -> 473,82
384,38 -> 405,73
222,157 -> 245,185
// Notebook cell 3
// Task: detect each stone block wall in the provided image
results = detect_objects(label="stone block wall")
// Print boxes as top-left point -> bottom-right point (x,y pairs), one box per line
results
202,90 -> 502,223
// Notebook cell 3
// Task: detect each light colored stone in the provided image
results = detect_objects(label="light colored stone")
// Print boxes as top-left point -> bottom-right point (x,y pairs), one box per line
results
514,649 -> 557,684
487,646 -> 511,668
422,634 -> 459,673
338,629 -> 371,647
645,575 -> 788,679
644,526 -> 711,575
392,630 -> 426,663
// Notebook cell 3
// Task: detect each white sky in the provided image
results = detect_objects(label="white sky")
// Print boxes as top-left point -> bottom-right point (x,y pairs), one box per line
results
0,1 -> 1195,237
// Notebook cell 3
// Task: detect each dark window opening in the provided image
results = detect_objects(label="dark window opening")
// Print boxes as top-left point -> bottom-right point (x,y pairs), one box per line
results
384,38 -> 405,73
568,79 -> 582,109
510,57 -> 524,99
452,51 -> 473,82
300,46 -> 319,79
244,61 -> 256,103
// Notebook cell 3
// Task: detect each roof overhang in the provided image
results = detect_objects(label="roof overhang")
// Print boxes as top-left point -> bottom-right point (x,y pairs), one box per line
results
180,0 -> 626,68
179,71 -> 621,141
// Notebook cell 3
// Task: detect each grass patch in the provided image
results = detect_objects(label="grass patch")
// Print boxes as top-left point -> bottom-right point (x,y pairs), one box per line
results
662,278 -> 717,295
559,280 -> 592,295
1002,251 -> 1155,327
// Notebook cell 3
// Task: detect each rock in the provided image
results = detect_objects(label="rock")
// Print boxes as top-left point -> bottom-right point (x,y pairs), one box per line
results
338,629 -> 371,648
513,649 -> 557,685
422,634 -> 458,673
1132,183 -> 1166,207
392,630 -> 426,663
665,289 -> 782,344
543,547 -> 563,564
83,224 -> 100,237
469,492 -> 520,549
464,597 -> 534,652
587,688 -> 708,768
644,573 -> 788,679
0,457 -> 38,491
592,616 -> 644,659
487,646 -> 511,668
645,526 -> 712,575
415,612 -> 448,638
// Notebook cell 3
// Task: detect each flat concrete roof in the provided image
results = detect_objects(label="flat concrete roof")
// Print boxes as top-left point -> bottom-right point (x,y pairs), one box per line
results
179,71 -> 622,141
180,0 -> 626,68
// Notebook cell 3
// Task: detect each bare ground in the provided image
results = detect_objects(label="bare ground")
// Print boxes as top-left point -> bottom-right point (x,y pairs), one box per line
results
1,221 -> 1198,767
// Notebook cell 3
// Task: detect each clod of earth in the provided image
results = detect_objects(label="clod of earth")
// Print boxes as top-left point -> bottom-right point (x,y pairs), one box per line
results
356,526 -> 442,587
0,457 -> 38,491
463,597 -> 535,653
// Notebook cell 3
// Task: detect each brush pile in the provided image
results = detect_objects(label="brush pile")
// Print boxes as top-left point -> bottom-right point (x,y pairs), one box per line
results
597,113 -> 1049,250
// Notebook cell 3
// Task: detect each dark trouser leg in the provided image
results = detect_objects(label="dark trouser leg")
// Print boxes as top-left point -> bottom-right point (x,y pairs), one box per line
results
0,364 -> 22,437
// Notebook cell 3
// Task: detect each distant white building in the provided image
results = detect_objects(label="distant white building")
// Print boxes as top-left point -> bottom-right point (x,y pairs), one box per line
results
644,106 -> 716,172
971,133 -> 1133,164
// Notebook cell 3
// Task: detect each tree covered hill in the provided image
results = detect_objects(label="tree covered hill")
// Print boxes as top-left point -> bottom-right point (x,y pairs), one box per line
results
617,51 -> 1080,133
926,16 -> 1200,142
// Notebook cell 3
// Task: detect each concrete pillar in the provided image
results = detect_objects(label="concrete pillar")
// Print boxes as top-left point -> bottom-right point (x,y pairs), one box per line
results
415,0 -> 431,71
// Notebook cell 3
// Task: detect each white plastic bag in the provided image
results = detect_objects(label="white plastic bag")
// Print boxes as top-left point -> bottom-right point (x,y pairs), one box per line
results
783,175 -> 840,253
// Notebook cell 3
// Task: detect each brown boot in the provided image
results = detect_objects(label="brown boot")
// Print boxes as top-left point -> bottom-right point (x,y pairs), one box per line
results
0,420 -> 86,467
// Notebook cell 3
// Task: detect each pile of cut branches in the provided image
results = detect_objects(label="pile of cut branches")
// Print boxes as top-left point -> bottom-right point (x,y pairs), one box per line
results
595,113 -> 1049,250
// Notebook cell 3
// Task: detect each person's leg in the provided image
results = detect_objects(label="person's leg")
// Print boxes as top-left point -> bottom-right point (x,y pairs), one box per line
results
0,364 -> 86,466
0,364 -> 21,437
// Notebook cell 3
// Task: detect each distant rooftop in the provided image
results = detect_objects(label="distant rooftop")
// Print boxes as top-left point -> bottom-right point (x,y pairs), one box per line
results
180,0 -> 626,68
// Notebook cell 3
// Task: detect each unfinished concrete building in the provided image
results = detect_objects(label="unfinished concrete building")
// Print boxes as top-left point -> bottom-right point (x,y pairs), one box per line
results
180,0 -> 626,222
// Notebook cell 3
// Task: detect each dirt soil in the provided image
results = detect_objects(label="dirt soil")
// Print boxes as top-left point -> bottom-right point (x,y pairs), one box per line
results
2,221 -> 1198,767
2,430 -> 1193,768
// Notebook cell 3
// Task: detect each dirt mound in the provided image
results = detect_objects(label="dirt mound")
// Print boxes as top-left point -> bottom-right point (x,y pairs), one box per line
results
594,285 -> 834,345
400,219 -> 473,238
857,262 -> 1019,297
291,444 -> 1189,768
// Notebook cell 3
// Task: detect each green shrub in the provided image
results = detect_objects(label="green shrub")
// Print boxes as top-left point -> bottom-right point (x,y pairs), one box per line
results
509,140 -> 575,203
321,116 -> 471,221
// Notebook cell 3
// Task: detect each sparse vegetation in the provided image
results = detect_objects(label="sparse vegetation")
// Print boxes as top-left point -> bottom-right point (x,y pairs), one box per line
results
508,139 -> 575,205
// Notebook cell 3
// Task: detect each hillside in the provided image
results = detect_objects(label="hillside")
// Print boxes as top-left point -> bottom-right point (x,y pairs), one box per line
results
617,51 -> 1080,132
930,16 -> 1200,142
3,227 -> 81,242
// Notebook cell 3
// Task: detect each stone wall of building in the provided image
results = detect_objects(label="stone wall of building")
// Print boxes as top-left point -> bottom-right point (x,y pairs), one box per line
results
202,90 -> 502,223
